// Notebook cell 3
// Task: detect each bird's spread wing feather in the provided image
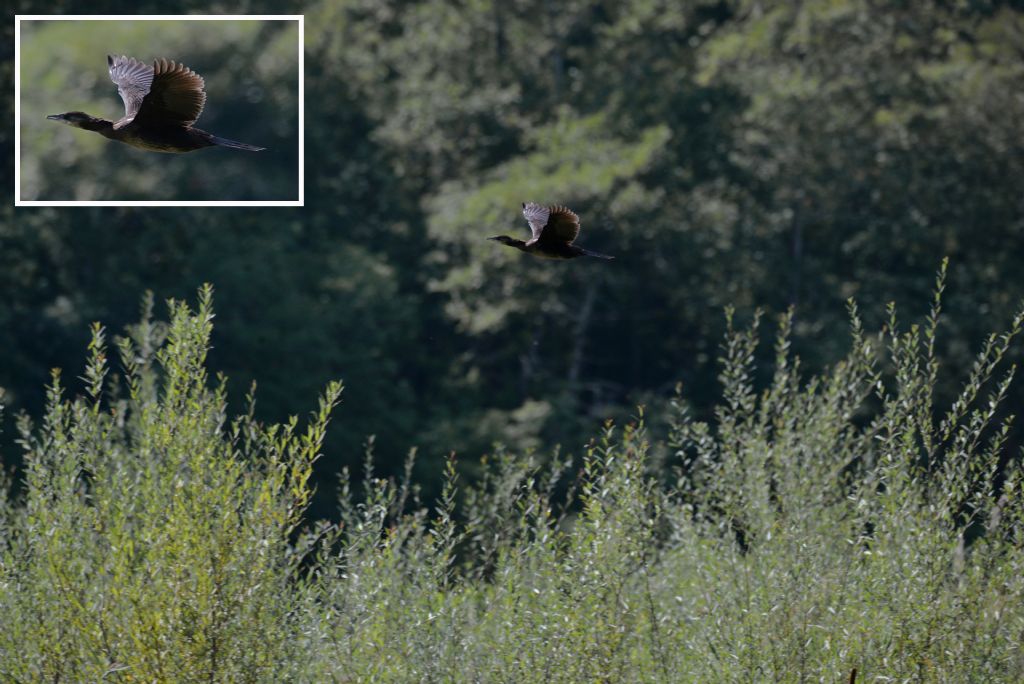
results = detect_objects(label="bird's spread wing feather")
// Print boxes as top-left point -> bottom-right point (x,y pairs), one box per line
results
522,202 -> 550,242
540,205 -> 581,244
136,58 -> 207,128
108,55 -> 154,128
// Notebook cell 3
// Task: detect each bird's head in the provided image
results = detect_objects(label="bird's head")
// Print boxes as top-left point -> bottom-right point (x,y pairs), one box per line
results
47,111 -> 105,129
488,235 -> 522,247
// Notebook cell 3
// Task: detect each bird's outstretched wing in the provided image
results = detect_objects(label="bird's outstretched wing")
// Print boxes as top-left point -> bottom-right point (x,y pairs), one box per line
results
522,202 -> 550,242
110,56 -> 207,130
137,58 -> 207,127
108,55 -> 154,127
540,205 -> 581,245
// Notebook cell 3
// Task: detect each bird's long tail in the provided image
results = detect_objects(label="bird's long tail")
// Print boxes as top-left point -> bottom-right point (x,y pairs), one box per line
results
582,248 -> 615,260
210,135 -> 265,152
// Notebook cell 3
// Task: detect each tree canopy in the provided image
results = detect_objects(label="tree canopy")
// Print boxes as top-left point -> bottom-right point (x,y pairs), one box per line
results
3,0 -> 1023,516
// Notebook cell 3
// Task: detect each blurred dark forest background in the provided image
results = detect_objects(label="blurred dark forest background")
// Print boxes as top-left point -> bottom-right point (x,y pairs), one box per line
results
3,0 -> 1023,519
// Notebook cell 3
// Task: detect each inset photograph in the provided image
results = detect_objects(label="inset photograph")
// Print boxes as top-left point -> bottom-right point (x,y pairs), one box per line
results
15,15 -> 302,205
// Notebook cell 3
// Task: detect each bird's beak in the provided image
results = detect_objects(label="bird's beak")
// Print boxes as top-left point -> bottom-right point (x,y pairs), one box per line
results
46,114 -> 64,121
487,236 -> 500,241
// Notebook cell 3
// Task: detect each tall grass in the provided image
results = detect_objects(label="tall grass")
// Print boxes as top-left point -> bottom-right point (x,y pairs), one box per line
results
2,265 -> 1022,682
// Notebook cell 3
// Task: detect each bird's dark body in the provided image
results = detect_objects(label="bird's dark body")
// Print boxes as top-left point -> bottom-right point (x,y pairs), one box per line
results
513,240 -> 591,260
47,55 -> 263,154
489,203 -> 615,261
99,120 -> 217,153
534,244 -> 585,259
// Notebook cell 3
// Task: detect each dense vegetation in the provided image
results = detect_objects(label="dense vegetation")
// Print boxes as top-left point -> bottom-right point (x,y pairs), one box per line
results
2,3 -> 1023,677
1,278 -> 1022,681
4,2 -> 1022,517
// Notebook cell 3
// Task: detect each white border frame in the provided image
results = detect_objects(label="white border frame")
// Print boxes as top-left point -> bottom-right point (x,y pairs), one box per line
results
14,14 -> 304,207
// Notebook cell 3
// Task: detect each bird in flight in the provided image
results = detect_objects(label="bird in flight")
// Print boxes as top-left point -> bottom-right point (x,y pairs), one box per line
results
47,55 -> 264,153
489,203 -> 615,260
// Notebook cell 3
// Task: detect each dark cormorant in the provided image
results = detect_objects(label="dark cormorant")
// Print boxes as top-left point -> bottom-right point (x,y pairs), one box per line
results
489,203 -> 614,260
47,55 -> 264,153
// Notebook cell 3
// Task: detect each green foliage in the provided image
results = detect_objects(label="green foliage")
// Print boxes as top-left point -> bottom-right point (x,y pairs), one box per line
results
0,287 -> 342,682
3,281 -> 1023,681
4,0 -> 1024,581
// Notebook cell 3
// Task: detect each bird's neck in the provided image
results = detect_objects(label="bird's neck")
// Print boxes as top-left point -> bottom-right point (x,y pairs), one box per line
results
76,115 -> 115,133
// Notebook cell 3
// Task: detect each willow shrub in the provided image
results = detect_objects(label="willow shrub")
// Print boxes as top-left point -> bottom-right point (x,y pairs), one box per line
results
2,266 -> 1024,682
0,287 -> 341,683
